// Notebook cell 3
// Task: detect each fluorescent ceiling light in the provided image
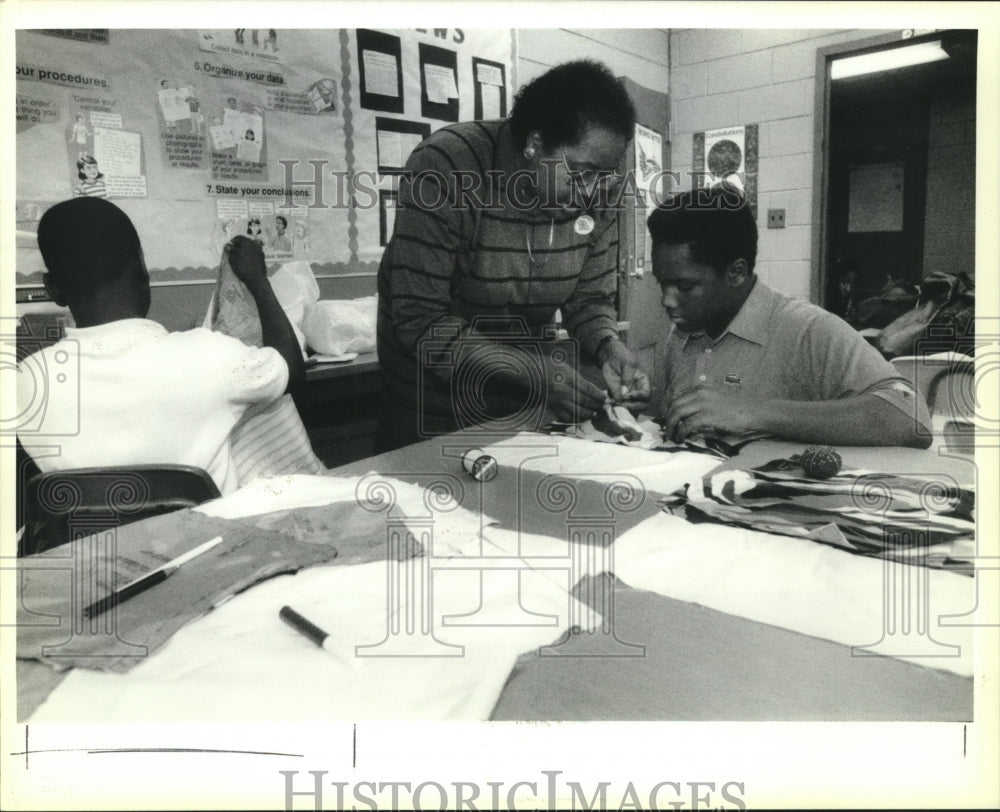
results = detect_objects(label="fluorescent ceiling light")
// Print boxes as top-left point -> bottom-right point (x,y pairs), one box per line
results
831,41 -> 949,80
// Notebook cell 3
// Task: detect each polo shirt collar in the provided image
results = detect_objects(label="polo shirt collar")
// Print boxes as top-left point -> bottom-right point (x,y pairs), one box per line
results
676,277 -> 775,346
686,277 -> 775,347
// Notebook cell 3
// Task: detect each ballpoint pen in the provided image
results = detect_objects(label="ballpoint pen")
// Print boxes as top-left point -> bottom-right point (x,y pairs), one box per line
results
83,535 -> 225,618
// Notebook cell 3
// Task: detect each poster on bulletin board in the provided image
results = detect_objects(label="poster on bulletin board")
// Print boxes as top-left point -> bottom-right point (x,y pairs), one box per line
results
14,28 -> 514,286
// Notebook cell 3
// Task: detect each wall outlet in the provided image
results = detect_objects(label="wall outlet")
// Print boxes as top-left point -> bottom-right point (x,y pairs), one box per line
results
767,208 -> 786,229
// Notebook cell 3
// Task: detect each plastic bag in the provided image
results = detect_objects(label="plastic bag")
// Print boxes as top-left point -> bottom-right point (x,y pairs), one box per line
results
877,298 -> 941,359
303,295 -> 378,357
877,271 -> 975,359
206,258 -> 319,352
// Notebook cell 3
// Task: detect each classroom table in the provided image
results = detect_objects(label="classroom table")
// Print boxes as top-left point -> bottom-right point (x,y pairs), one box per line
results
16,429 -> 977,722
295,352 -> 382,466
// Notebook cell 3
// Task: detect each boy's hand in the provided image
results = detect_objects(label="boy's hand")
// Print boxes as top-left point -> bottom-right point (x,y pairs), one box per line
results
227,234 -> 268,287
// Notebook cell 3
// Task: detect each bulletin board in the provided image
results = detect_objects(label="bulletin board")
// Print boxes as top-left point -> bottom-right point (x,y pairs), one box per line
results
14,28 -> 513,286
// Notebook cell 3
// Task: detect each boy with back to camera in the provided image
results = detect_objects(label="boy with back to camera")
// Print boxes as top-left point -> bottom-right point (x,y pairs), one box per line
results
17,197 -> 305,494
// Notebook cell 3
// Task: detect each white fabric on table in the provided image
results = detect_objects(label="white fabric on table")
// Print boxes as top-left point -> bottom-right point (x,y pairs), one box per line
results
483,433 -> 721,497
611,512 -> 976,677
29,475 -> 596,722
29,542 -> 597,722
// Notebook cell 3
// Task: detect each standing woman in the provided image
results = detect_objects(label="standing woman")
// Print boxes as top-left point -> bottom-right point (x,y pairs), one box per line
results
376,60 -> 649,451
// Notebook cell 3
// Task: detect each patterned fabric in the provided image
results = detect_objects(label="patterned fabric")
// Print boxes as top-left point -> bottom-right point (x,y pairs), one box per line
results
376,119 -> 621,448
662,457 -> 975,574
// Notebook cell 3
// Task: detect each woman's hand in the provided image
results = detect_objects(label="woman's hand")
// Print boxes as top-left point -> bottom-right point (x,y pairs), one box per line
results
598,337 -> 651,406
543,357 -> 608,423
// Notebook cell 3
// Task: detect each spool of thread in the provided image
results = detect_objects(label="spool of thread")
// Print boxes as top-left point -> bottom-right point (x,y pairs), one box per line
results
462,448 -> 498,482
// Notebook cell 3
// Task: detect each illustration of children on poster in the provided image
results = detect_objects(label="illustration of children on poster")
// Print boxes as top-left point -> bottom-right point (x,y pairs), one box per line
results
211,96 -> 267,179
69,113 -> 91,158
199,28 -> 283,63
73,154 -> 107,198
156,77 -> 207,170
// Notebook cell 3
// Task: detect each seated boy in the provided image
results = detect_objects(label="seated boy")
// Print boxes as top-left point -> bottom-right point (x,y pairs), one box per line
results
648,185 -> 932,448
17,197 -> 305,494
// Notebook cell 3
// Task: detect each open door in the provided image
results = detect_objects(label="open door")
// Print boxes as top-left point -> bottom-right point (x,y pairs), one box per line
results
816,30 -> 977,323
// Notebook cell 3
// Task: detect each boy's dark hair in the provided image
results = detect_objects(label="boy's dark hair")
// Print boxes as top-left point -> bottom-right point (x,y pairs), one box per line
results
38,197 -> 142,297
647,184 -> 758,274
509,59 -> 636,149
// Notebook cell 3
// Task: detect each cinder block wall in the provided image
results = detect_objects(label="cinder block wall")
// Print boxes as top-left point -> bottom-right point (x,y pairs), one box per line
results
669,28 -> 895,301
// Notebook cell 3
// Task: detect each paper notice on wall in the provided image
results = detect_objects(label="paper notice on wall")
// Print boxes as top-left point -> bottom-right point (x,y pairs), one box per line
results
377,130 -> 403,168
94,127 -> 142,177
248,201 -> 275,218
89,111 -> 122,129
400,132 -> 424,164
104,176 -> 148,197
217,199 -> 250,220
476,63 -> 503,86
424,64 -> 458,103
848,163 -> 904,233
481,83 -> 501,120
635,123 -> 663,200
363,50 -> 399,97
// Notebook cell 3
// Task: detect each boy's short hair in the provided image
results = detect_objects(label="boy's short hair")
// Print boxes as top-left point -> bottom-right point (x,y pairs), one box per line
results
37,198 -> 142,297
647,183 -> 758,274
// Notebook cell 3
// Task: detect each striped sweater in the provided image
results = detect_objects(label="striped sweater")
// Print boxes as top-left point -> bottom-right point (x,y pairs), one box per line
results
376,119 -> 620,449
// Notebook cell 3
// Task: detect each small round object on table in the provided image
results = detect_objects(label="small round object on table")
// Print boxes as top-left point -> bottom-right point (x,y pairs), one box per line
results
801,446 -> 842,479
462,448 -> 498,482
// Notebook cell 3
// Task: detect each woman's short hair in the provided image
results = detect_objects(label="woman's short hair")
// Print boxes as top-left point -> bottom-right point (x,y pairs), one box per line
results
509,59 -> 636,149
247,217 -> 261,233
647,183 -> 758,274
275,215 -> 287,228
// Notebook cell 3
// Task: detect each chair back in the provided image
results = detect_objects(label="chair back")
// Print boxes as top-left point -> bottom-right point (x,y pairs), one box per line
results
21,465 -> 221,557
890,355 -> 975,416
891,354 -> 976,450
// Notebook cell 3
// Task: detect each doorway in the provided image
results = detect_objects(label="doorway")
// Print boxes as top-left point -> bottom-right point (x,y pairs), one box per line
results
814,30 -> 978,327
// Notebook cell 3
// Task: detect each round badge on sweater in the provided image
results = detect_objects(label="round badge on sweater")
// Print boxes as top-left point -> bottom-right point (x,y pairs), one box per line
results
574,215 -> 595,235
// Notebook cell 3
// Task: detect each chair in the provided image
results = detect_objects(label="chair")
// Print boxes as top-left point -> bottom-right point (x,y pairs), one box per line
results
891,354 -> 976,448
21,465 -> 222,557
